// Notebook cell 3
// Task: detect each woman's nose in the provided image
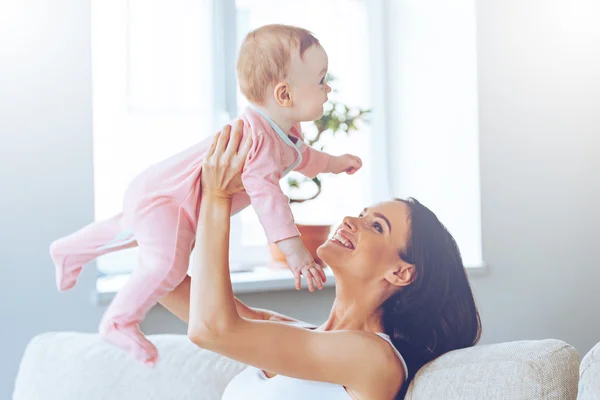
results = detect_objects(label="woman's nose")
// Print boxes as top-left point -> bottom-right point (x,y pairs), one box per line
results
342,216 -> 357,232
325,84 -> 332,93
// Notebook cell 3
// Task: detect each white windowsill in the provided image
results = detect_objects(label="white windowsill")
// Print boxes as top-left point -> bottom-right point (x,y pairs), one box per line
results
93,264 -> 337,306
92,263 -> 488,306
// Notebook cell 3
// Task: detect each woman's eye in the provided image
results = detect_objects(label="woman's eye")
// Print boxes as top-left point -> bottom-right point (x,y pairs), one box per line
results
319,77 -> 325,84
373,222 -> 383,233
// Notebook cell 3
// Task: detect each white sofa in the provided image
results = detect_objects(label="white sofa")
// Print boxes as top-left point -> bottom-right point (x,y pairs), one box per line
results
579,341 -> 600,400
12,332 -> 591,399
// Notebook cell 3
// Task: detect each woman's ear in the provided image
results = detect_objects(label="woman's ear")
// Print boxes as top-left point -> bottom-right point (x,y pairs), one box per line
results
273,82 -> 293,107
385,261 -> 415,288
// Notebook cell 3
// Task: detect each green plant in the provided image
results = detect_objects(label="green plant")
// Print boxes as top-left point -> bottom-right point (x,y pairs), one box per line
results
287,76 -> 371,204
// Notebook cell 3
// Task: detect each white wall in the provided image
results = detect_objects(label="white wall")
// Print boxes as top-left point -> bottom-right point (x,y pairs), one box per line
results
0,1 -> 104,397
471,0 -> 600,354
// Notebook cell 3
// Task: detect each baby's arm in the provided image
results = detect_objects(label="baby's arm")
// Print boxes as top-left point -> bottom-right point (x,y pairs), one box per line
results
242,132 -> 326,291
291,123 -> 362,177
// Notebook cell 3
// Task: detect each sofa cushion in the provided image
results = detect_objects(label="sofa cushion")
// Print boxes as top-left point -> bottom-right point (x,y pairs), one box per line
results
405,339 -> 579,400
13,332 -> 247,400
578,341 -> 600,400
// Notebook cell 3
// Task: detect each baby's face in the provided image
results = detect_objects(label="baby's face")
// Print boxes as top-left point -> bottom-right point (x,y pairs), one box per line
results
287,45 -> 331,122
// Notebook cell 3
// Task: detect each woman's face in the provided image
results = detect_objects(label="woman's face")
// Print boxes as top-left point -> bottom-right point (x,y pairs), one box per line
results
317,200 -> 412,280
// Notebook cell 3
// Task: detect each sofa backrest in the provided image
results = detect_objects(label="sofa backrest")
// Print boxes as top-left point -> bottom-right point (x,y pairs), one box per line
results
14,332 -> 581,400
405,339 -> 579,399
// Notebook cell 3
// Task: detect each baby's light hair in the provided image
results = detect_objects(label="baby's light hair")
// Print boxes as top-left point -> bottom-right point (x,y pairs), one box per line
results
236,24 -> 320,105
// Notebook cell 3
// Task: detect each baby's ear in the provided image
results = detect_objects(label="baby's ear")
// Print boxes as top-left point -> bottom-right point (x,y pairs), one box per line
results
273,82 -> 293,107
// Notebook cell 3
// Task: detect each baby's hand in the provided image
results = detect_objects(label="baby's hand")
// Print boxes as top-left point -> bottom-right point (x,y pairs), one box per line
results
276,237 -> 326,292
327,154 -> 362,175
285,247 -> 326,292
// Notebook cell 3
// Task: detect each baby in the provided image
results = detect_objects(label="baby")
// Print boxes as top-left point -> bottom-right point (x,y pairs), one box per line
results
49,24 -> 362,366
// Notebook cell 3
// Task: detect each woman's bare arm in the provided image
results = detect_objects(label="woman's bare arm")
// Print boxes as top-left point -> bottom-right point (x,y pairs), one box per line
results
159,275 -> 308,325
159,276 -> 262,322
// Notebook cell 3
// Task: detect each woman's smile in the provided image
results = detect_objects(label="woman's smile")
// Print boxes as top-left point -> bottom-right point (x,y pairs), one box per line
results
330,229 -> 355,250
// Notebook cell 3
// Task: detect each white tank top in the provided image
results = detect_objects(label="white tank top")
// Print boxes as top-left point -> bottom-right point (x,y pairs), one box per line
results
221,332 -> 408,400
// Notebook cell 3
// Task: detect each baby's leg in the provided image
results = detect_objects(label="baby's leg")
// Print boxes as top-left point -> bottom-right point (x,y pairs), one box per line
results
99,205 -> 195,367
50,213 -> 137,291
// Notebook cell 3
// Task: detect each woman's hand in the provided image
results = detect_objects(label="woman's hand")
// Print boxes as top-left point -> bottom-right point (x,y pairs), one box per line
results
201,120 -> 253,199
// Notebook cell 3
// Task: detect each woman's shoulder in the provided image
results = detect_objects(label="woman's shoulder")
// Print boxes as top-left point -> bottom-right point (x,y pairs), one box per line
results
372,332 -> 409,379
359,331 -> 407,397
320,330 -> 407,398
313,329 -> 407,381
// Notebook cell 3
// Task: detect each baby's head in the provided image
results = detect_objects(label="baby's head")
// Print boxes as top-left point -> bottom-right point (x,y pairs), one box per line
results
237,24 -> 331,122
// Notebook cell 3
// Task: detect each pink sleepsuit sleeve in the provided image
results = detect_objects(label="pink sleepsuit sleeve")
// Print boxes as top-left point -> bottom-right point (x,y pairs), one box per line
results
290,123 -> 332,179
242,133 -> 299,244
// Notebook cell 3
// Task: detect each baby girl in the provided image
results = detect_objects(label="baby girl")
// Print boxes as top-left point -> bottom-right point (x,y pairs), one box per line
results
50,24 -> 362,366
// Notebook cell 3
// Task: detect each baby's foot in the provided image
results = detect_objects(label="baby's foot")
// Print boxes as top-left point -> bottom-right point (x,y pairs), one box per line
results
100,321 -> 158,367
49,240 -> 83,292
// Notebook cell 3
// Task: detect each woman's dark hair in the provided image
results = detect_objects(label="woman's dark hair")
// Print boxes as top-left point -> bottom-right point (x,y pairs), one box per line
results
383,198 -> 482,399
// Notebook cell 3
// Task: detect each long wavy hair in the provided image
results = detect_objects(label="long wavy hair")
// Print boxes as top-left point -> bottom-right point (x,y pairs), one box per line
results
383,198 -> 482,398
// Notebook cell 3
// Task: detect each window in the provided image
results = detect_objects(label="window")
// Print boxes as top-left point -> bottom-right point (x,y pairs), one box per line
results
91,0 -> 483,288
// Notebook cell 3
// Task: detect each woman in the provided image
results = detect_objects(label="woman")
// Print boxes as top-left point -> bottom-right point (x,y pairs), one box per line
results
159,121 -> 482,399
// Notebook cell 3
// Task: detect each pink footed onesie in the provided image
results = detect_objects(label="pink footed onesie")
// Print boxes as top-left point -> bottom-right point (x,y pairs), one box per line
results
49,107 -> 332,365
